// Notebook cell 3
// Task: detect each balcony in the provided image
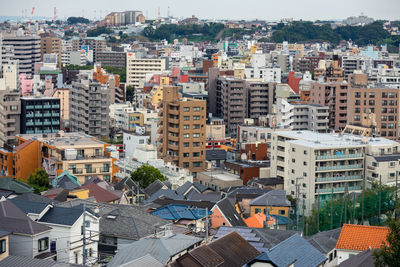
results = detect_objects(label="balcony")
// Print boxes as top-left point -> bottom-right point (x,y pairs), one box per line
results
26,121 -> 34,126
43,105 -> 51,109
316,175 -> 362,183
169,109 -> 179,115
85,168 -> 96,174
52,113 -> 60,117
26,105 -> 35,109
168,127 -> 179,133
316,153 -> 363,160
35,105 -> 43,109
316,164 -> 363,172
100,168 -> 110,173
35,121 -> 43,126
43,113 -> 52,117
316,186 -> 362,194
43,121 -> 52,126
52,104 -> 60,109
71,168 -> 83,174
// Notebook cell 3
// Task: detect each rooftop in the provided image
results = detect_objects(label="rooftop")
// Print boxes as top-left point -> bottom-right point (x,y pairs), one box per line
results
336,224 -> 389,251
201,171 -> 241,181
275,130 -> 398,149
17,132 -> 105,148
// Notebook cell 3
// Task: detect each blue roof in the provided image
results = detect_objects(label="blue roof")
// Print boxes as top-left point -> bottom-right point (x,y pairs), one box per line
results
10,198 -> 50,215
39,204 -> 98,226
150,204 -> 212,221
270,214 -> 293,225
143,189 -> 184,204
266,234 -> 327,267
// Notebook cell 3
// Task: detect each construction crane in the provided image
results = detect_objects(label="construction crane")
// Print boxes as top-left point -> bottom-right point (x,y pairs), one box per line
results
54,7 -> 57,22
27,7 -> 35,33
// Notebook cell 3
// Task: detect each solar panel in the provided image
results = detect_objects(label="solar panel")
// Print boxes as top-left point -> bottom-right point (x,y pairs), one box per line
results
249,242 -> 264,247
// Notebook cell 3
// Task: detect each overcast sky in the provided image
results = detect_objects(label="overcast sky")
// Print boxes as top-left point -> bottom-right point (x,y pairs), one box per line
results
2,0 -> 399,21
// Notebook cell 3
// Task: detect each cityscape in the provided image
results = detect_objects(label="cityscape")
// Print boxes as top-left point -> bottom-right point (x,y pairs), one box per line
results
0,1 -> 399,266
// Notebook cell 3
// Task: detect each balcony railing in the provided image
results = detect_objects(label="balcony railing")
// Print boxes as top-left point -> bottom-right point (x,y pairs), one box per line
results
316,153 -> 363,160
43,105 -> 51,109
52,104 -> 60,109
316,186 -> 362,194
316,175 -> 362,183
316,164 -> 363,171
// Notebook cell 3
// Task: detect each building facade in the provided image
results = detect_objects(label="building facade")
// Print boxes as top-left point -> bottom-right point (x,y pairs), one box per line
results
126,53 -> 166,87
0,90 -> 20,146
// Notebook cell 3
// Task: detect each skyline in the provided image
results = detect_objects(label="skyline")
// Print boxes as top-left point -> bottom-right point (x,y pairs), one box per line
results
1,0 -> 400,21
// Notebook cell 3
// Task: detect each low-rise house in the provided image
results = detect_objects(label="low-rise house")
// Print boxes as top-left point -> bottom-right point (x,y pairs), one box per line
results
170,231 -> 261,267
265,234 -> 327,267
113,177 -> 146,204
245,213 -> 276,229
0,177 -> 34,195
80,183 -> 127,204
307,228 -> 342,267
8,198 -> 100,265
0,198 -> 53,259
150,204 -> 211,233
211,197 -> 246,228
338,249 -> 375,267
0,255 -> 65,267
249,190 -> 291,218
336,224 -> 389,264
51,170 -> 81,190
108,234 -> 202,267
55,199 -> 170,260
247,178 -> 284,190
144,179 -> 171,197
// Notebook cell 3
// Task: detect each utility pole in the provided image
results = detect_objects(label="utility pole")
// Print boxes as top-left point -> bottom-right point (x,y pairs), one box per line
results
137,181 -> 140,205
317,196 -> 320,233
396,171 -> 398,220
82,204 -> 86,266
378,175 -> 382,224
205,207 -> 209,244
352,192 -> 356,224
295,177 -> 303,230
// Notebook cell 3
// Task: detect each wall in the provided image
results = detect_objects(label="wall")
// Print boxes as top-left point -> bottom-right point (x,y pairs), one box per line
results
15,140 -> 41,181
250,205 -> 290,217
0,235 -> 9,260
9,231 -> 50,258
210,206 -> 230,228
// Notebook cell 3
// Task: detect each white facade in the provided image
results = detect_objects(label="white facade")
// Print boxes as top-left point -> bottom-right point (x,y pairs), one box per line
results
245,66 -> 281,82
123,132 -> 150,158
126,53 -> 166,87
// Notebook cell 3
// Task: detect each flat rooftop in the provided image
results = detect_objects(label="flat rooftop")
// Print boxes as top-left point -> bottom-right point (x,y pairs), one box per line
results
17,132 -> 105,148
201,171 -> 240,181
275,130 -> 398,149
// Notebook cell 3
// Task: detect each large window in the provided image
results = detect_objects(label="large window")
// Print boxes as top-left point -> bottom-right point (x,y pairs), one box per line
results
193,116 -> 200,120
193,107 -> 200,111
38,237 -> 49,252
193,133 -> 200,138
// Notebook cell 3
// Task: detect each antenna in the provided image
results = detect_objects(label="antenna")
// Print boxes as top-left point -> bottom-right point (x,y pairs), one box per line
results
168,6 -> 170,18
53,7 -> 57,22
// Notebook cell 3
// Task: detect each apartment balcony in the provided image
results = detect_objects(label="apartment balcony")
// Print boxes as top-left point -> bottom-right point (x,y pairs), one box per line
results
43,105 -> 51,109
169,109 -> 179,115
52,112 -> 60,117
35,105 -> 43,109
168,127 -> 179,133
158,110 -> 163,116
26,105 -> 35,109
43,121 -> 52,126
43,129 -> 52,133
316,153 -> 363,161
85,168 -> 96,174
316,164 -> 363,172
168,135 -> 179,142
71,168 -> 83,174
168,144 -> 179,151
35,121 -> 43,126
100,168 -> 110,173
316,186 -> 362,194
168,118 -> 179,124
26,121 -> 34,126
52,104 -> 60,109
316,175 -> 363,183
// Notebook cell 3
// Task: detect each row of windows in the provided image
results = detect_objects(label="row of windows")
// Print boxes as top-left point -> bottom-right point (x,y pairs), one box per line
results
183,107 -> 202,112
183,161 -> 203,168
183,125 -> 201,130
184,116 -> 202,121
183,133 -> 201,138
183,152 -> 202,157
184,142 -> 201,147
355,92 -> 397,98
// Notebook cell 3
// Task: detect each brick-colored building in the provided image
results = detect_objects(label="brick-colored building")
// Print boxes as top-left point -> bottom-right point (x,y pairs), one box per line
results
347,87 -> 400,139
310,82 -> 348,131
40,34 -> 61,68
158,86 -> 206,177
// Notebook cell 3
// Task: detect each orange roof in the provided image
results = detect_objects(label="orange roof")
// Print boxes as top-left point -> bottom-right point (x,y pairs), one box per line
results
336,224 -> 389,251
15,140 -> 33,151
244,213 -> 275,228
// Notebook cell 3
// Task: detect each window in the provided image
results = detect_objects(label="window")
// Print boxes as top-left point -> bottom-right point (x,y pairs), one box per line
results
291,169 -> 295,174
292,148 -> 295,152
193,133 -> 200,138
183,107 -> 190,112
291,180 -> 295,184
193,116 -> 200,120
0,239 -> 5,254
329,253 -> 333,262
303,183 -> 306,188
390,173 -> 395,178
183,142 -> 189,147
303,161 -> 307,166
139,139 -> 145,144
184,116 -> 190,121
38,237 -> 49,252
193,107 -> 200,111
304,150 -> 307,155
183,125 -> 189,130
89,248 -> 93,257
193,142 -> 200,147
372,162 -> 379,167
183,162 -> 189,168
279,210 -> 285,215
193,124 -> 200,129
292,159 -> 295,163
303,172 -> 307,177
183,153 -> 189,157
193,162 -> 202,167
390,162 -> 396,167
255,208 -> 261,214
183,134 -> 190,138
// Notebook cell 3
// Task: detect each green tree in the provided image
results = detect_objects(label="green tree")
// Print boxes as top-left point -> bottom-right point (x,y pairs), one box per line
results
130,164 -> 166,189
67,17 -> 90,24
374,220 -> 400,266
126,86 -> 135,104
27,169 -> 50,194
87,27 -> 112,37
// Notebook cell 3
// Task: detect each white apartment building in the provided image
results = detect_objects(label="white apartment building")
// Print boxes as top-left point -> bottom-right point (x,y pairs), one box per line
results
126,52 -> 166,87
270,130 -> 400,214
244,66 -> 281,82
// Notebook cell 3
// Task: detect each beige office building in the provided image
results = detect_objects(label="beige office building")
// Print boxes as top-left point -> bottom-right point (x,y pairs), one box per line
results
126,53 -> 166,87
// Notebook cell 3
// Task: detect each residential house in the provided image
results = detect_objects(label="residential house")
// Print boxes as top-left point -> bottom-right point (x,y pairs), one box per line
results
80,183 -> 125,204
249,190 -> 291,218
144,179 -> 171,197
51,170 -> 81,190
0,178 -> 34,195
0,255 -> 65,267
55,199 -> 170,259
245,213 -> 276,229
150,204 -> 211,233
0,198 -> 53,259
336,224 -> 389,264
264,234 -> 327,267
307,228 -> 342,267
211,197 -> 246,228
113,177 -> 146,205
247,178 -> 284,190
108,234 -> 202,267
338,249 -> 375,267
170,231 -> 261,267
8,198 -> 100,265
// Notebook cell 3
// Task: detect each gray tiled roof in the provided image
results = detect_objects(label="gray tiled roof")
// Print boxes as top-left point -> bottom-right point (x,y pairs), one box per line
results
39,204 -> 97,226
108,234 -> 202,266
215,197 -> 246,226
175,181 -> 193,196
306,228 -> 342,255
14,192 -> 58,204
0,199 -> 51,235
206,149 -> 227,160
0,255 -> 56,267
10,198 -> 50,215
143,189 -> 184,204
373,154 -> 400,162
250,190 -> 291,207
144,180 -> 169,197
119,254 -> 164,267
266,234 -> 327,267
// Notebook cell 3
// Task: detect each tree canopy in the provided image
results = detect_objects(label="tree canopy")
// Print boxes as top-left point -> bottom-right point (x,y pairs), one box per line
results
67,17 -> 90,24
130,164 -> 166,189
374,220 -> 400,266
87,27 -> 113,37
27,168 -> 50,194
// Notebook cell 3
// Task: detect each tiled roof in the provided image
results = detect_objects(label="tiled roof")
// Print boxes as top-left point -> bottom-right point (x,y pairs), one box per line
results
245,213 -> 275,228
0,177 -> 34,194
336,224 -> 389,251
0,255 -> 57,267
250,190 -> 291,207
80,184 -> 120,203
306,228 -> 342,254
39,204 -> 97,226
338,249 -> 375,267
215,197 -> 247,227
150,204 -> 211,221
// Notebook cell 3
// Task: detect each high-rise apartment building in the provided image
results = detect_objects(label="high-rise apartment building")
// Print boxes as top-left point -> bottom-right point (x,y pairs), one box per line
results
0,90 -> 20,146
96,51 -> 126,69
126,53 -> 166,87
347,87 -> 400,139
158,86 -> 206,177
342,55 -> 365,78
20,97 -> 60,134
70,72 -> 110,138
2,34 -> 41,75
40,33 -> 61,68
70,37 -> 106,63
310,81 -> 348,131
